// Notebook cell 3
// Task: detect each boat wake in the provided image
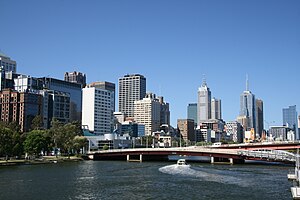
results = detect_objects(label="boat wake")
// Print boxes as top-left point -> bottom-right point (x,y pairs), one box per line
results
159,164 -> 249,187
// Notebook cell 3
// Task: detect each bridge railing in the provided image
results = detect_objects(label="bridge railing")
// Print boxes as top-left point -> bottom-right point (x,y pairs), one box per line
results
238,149 -> 296,162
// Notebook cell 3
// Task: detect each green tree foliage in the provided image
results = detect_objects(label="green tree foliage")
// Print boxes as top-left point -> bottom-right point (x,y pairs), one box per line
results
103,144 -> 109,150
23,130 -> 50,157
61,123 -> 78,157
12,132 -> 24,157
31,115 -> 44,130
0,121 -> 21,133
48,119 -> 83,157
73,136 -> 88,154
0,127 -> 14,160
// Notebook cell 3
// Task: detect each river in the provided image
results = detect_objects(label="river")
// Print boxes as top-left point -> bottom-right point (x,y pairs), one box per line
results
0,160 -> 294,200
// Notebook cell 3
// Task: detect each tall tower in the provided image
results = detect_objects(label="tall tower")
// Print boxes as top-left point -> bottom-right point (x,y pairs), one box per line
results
283,105 -> 298,139
211,98 -> 222,120
197,77 -> 211,124
239,75 -> 256,132
255,99 -> 264,137
118,74 -> 146,118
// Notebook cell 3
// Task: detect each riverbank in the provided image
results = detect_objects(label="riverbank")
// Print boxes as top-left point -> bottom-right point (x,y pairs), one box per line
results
0,156 -> 84,166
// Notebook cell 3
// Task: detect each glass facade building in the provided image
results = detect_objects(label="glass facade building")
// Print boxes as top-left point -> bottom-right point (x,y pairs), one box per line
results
187,103 -> 197,126
283,105 -> 298,139
39,77 -> 82,122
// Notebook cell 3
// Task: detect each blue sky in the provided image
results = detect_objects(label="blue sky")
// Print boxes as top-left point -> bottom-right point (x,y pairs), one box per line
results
1,0 -> 300,127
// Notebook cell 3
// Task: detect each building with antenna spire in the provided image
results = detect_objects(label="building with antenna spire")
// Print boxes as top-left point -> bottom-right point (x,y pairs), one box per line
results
239,75 -> 256,134
197,76 -> 211,124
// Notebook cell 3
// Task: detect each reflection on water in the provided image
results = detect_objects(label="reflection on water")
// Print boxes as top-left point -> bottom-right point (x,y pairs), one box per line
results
0,161 -> 293,200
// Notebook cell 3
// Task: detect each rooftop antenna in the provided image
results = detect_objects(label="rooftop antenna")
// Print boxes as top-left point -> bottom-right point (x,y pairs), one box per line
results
202,74 -> 207,86
246,74 -> 249,91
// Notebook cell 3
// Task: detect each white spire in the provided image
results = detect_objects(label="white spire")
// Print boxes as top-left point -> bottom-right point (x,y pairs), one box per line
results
246,74 -> 249,91
202,74 -> 207,87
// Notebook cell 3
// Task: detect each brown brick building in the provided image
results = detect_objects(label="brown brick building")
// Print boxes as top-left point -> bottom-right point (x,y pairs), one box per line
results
177,119 -> 195,141
0,89 -> 43,132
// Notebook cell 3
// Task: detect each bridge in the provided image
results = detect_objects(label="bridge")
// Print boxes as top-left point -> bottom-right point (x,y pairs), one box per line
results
88,146 -> 296,164
216,141 -> 300,150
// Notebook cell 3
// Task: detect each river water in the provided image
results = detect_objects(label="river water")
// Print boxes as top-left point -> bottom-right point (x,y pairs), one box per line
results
0,160 -> 294,200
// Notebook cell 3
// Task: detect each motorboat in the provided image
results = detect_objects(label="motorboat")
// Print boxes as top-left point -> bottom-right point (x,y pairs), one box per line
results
177,159 -> 189,166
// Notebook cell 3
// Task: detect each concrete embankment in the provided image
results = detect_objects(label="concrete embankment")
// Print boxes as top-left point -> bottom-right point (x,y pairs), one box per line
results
0,156 -> 83,166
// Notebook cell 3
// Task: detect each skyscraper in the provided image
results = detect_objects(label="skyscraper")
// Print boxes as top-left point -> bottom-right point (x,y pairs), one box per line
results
82,82 -> 115,135
187,103 -> 197,126
118,74 -> 146,118
239,76 -> 256,132
39,77 -> 82,122
211,98 -> 222,120
197,78 -> 211,124
283,105 -> 298,139
64,71 -> 86,87
88,81 -> 116,111
134,93 -> 160,135
255,99 -> 264,137
158,96 -> 170,127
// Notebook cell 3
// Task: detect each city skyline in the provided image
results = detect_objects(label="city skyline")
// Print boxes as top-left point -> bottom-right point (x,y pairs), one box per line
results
1,0 -> 300,126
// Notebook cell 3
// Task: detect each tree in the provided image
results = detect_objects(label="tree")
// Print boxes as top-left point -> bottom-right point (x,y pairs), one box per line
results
61,123 -> 78,157
48,118 -> 64,156
31,115 -> 44,130
0,127 -> 14,160
23,130 -> 50,157
73,136 -> 88,154
103,144 -> 109,150
12,132 -> 24,158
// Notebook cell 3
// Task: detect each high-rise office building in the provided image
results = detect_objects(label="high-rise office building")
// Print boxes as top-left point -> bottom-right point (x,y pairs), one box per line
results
158,96 -> 170,127
239,76 -> 256,132
64,71 -> 86,87
197,78 -> 211,124
118,74 -> 146,118
177,119 -> 195,141
255,99 -> 264,137
187,103 -> 197,126
82,82 -> 115,135
0,52 -> 17,73
88,81 -> 115,111
211,98 -> 222,120
134,93 -> 160,136
40,90 -> 71,129
0,89 -> 43,132
38,77 -> 82,122
283,105 -> 298,139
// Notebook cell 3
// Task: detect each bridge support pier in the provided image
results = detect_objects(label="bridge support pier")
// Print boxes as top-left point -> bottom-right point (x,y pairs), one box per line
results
211,156 -> 214,164
127,154 -> 143,162
229,158 -> 233,165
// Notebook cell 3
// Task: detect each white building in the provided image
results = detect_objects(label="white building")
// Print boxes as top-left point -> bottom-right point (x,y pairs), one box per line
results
134,93 -> 161,136
82,83 -> 115,135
